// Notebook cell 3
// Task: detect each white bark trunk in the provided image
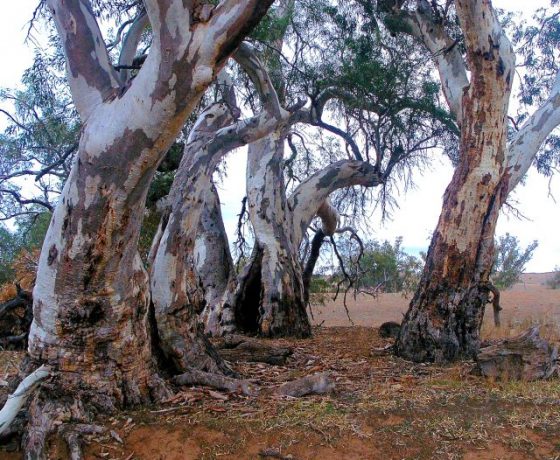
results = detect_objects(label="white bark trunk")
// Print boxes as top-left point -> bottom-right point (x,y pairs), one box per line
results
27,1 -> 274,455
396,0 -> 516,362
151,101 -> 293,364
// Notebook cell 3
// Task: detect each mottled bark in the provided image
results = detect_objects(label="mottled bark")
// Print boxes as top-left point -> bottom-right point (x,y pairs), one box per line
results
394,0 -> 560,363
150,99 -> 290,371
27,0 -> 273,456
150,103 -> 237,374
396,0 -> 515,362
289,161 -> 380,248
237,131 -> 311,337
196,184 -> 235,333
233,151 -> 380,337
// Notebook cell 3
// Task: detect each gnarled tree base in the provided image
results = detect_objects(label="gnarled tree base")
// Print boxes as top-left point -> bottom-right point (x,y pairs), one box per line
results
396,285 -> 487,363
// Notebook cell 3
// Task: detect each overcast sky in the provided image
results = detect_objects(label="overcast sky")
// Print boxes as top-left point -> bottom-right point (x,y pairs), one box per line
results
1,0 -> 558,272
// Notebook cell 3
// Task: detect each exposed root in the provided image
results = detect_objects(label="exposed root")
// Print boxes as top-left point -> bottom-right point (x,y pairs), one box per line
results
173,367 -> 257,396
59,424 -> 105,460
0,365 -> 50,437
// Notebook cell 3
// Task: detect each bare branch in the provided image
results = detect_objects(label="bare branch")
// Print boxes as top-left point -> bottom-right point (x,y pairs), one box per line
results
507,72 -> 560,190
46,0 -> 121,120
234,43 -> 283,118
289,160 -> 381,247
117,11 -> 149,83
387,0 -> 469,123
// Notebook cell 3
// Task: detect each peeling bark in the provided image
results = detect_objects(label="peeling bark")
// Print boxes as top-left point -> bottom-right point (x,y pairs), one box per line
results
150,94 -> 294,366
236,130 -> 311,338
396,0 -> 515,362
231,154 -> 381,337
196,184 -> 235,333
28,1 -> 274,456
393,0 -> 560,363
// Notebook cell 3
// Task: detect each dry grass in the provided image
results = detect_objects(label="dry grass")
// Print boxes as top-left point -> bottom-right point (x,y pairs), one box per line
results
481,313 -> 560,343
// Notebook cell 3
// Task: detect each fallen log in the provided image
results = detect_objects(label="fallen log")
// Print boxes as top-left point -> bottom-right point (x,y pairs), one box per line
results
214,335 -> 293,365
274,372 -> 335,397
475,327 -> 558,381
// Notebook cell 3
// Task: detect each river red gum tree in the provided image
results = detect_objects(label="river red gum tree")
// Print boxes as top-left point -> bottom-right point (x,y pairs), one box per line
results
26,0 -> 273,455
388,0 -> 560,362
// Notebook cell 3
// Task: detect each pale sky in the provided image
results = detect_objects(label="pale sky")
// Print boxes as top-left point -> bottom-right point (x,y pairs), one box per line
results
1,0 -> 558,272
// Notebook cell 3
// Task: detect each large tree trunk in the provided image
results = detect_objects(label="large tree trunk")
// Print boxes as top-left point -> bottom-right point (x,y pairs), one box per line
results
150,103 -> 238,374
196,184 -> 235,334
235,131 -> 311,338
232,156 -> 380,337
150,96 -> 293,356
25,0 -> 274,455
395,0 -> 515,362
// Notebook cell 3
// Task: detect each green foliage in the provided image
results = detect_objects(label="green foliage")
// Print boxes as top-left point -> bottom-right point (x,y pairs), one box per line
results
336,236 -> 423,294
491,233 -> 538,290
309,276 -> 330,294
0,51 -> 80,220
358,237 -> 422,294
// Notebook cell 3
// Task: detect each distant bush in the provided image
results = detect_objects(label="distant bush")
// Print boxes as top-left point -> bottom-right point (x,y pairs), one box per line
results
333,236 -> 423,295
547,267 -> 560,289
491,233 -> 538,290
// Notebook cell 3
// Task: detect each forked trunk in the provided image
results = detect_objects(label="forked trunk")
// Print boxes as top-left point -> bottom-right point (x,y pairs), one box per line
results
150,103 -> 237,373
229,159 -> 380,337
196,184 -> 235,334
235,131 -> 311,337
25,0 -> 274,454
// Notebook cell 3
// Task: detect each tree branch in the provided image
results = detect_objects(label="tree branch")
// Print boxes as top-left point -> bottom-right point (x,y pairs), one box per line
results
386,0 -> 469,123
289,160 -> 381,247
46,0 -> 121,120
507,72 -> 560,190
234,43 -> 283,118
117,10 -> 149,83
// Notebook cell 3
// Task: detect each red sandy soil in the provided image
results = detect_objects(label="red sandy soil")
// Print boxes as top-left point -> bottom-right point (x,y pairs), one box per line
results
0,274 -> 559,460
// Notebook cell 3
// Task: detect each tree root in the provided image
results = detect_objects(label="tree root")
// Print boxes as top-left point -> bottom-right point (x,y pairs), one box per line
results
0,365 -> 50,438
173,367 -> 335,398
173,367 -> 257,396
59,424 -> 105,460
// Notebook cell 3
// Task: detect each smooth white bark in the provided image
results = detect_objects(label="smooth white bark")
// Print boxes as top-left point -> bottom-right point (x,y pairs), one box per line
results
0,366 -> 50,437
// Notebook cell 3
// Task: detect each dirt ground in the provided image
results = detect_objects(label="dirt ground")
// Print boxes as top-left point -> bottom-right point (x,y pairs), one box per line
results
0,274 -> 559,460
